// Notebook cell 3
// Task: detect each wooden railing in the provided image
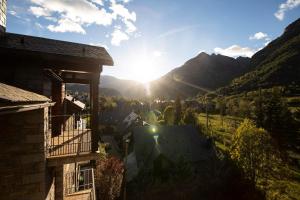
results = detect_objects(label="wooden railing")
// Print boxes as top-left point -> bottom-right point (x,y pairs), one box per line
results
46,114 -> 92,157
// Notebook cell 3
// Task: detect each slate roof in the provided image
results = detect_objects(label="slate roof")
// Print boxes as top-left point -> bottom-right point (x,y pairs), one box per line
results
0,82 -> 50,104
0,33 -> 113,66
65,94 -> 85,110
133,125 -> 213,168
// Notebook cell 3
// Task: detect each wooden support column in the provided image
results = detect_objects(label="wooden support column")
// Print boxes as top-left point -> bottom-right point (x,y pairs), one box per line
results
51,79 -> 65,136
91,66 -> 102,152
54,165 -> 64,200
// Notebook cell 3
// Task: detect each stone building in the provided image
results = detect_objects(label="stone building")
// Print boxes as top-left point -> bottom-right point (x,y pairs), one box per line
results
0,0 -> 114,199
0,83 -> 54,200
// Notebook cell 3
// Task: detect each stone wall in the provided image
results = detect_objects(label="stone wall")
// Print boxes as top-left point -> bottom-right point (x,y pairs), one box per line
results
0,0 -> 6,31
0,107 -> 55,200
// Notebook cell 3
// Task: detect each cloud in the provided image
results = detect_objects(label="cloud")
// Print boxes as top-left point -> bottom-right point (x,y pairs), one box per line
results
29,0 -> 137,44
90,0 -> 104,6
214,45 -> 256,58
274,0 -> 300,20
123,20 -> 137,33
121,0 -> 132,3
8,10 -> 21,18
249,32 -> 268,40
29,6 -> 51,17
111,29 -> 129,46
110,0 -> 136,21
47,18 -> 86,34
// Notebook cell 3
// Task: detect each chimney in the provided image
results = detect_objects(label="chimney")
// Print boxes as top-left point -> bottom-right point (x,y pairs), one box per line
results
0,0 -> 7,36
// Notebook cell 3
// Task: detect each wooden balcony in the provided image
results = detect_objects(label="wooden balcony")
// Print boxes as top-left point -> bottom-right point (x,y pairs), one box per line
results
46,114 -> 99,166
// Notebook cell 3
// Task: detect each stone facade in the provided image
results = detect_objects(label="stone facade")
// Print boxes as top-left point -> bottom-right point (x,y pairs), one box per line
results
0,0 -> 6,32
0,107 -> 55,200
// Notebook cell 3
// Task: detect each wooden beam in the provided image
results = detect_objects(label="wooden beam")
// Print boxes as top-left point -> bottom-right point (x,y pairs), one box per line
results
47,153 -> 100,167
61,71 -> 93,84
0,48 -> 102,73
91,67 -> 101,152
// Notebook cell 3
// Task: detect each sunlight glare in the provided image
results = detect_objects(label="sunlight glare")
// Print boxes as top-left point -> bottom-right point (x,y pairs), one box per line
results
130,54 -> 157,83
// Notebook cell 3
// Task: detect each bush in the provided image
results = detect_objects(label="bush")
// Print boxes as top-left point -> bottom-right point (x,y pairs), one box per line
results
230,119 -> 282,184
182,108 -> 197,125
163,106 -> 175,125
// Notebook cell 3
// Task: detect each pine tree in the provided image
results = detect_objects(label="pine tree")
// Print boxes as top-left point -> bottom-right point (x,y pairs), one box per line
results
174,96 -> 182,125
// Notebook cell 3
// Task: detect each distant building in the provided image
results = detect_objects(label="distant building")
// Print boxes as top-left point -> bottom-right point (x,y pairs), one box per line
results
0,1 -> 114,199
125,125 -> 215,181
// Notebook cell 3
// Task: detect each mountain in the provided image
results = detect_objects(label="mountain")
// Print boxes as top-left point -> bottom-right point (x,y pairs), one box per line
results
219,18 -> 300,95
70,18 -> 300,99
67,82 -> 122,97
149,53 -> 252,98
100,75 -> 145,99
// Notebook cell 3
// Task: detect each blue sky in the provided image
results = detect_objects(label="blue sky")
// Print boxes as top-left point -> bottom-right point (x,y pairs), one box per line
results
6,0 -> 300,82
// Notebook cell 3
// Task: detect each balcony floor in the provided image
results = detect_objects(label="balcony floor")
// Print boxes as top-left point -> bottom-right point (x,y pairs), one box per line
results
47,129 -> 91,157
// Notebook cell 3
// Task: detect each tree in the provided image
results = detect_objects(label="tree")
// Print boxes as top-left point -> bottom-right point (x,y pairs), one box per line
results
252,90 -> 295,140
230,119 -> 281,184
216,97 -> 226,127
182,108 -> 197,125
146,111 -> 158,125
174,96 -> 182,125
163,106 -> 175,125
239,99 -> 251,118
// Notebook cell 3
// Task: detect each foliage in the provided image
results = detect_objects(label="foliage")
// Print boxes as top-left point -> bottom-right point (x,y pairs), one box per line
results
174,96 -> 182,125
182,108 -> 197,125
239,99 -> 251,118
96,155 -> 124,200
216,97 -> 226,116
145,111 -> 158,125
99,96 -> 118,111
163,106 -> 175,125
230,119 -> 282,184
219,20 -> 300,95
252,90 -> 295,139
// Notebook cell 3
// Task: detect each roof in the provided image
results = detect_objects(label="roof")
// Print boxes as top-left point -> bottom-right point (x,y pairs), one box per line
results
123,111 -> 140,128
0,82 -> 50,104
0,33 -> 113,66
65,94 -> 85,110
133,125 -> 213,168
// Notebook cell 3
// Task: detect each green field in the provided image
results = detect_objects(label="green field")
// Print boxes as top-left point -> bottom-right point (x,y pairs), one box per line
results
197,113 -> 300,200
197,113 -> 243,151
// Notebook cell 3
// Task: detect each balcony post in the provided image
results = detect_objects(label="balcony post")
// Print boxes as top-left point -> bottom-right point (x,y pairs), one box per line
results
91,66 -> 102,153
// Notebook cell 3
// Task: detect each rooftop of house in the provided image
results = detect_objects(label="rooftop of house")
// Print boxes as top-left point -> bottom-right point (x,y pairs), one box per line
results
132,125 -> 214,168
0,32 -> 113,66
65,94 -> 85,110
0,82 -> 50,105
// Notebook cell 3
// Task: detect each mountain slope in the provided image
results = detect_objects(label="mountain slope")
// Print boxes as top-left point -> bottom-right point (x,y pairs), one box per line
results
100,75 -> 145,98
219,18 -> 300,95
150,53 -> 252,98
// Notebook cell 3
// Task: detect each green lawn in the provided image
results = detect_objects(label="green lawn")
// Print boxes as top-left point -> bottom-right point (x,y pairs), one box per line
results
197,113 -> 243,150
197,113 -> 300,200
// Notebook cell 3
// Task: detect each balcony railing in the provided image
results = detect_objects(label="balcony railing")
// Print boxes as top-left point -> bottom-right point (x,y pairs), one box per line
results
65,168 -> 96,200
47,114 -> 92,157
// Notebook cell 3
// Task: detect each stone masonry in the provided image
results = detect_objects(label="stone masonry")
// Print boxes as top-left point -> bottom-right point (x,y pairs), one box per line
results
0,107 -> 55,200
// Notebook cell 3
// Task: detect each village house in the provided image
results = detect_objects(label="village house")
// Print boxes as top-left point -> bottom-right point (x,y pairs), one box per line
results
125,125 -> 215,181
0,0 -> 114,199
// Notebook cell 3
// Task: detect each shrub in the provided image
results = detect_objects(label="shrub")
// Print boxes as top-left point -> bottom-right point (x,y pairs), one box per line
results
230,119 -> 282,184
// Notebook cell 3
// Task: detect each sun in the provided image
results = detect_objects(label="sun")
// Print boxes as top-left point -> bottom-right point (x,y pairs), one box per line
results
131,59 -> 156,83
128,53 -> 160,83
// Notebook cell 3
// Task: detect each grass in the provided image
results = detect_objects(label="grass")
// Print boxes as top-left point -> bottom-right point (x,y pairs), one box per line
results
197,113 -> 243,150
197,112 -> 300,200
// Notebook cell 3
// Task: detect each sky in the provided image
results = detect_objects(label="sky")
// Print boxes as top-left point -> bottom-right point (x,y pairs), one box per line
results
6,0 -> 300,83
